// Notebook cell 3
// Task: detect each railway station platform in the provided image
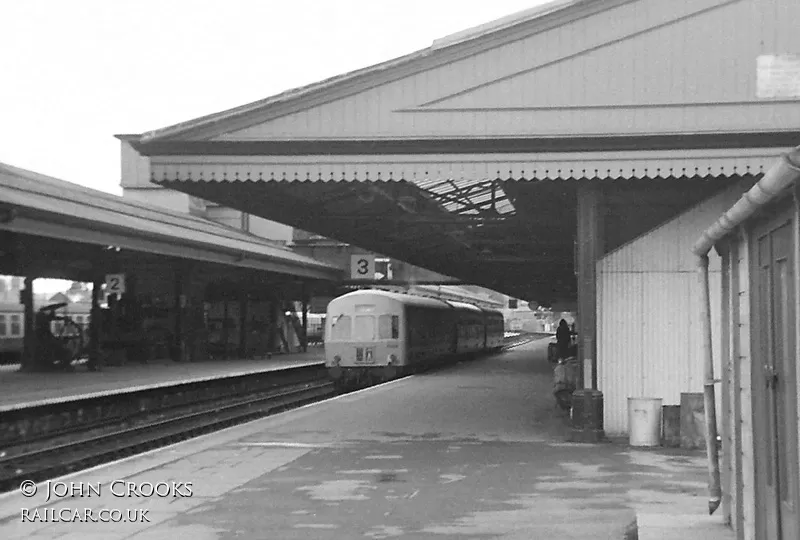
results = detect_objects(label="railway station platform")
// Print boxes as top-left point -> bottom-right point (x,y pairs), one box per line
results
0,350 -> 324,412
0,338 -> 733,540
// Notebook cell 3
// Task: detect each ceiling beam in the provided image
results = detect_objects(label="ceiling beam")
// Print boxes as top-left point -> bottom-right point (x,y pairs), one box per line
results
317,213 -> 510,225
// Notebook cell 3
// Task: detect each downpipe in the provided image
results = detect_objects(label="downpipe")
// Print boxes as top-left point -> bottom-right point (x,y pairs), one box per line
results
696,254 -> 721,515
691,145 -> 800,516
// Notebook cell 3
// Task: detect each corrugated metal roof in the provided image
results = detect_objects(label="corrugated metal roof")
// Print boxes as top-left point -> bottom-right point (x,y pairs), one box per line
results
0,162 -> 339,275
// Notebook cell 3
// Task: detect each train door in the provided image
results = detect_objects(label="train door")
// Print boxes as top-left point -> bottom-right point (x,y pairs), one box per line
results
750,206 -> 799,540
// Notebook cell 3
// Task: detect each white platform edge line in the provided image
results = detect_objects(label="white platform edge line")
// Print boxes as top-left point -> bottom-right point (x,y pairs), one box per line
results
0,374 -> 416,503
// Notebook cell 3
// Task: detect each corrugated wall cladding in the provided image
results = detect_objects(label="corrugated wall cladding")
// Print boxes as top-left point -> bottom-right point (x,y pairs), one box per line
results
217,0 -> 800,140
598,182 -> 747,435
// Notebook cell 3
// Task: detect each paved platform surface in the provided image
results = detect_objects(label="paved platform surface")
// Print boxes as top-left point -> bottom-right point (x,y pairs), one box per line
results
0,349 -> 325,411
0,339 -> 735,539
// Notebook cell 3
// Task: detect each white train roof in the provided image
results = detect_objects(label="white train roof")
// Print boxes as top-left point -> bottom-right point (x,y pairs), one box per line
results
443,300 -> 484,314
331,289 -> 502,314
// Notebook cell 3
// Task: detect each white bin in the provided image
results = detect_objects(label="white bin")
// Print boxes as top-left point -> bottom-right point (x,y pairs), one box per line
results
628,397 -> 663,447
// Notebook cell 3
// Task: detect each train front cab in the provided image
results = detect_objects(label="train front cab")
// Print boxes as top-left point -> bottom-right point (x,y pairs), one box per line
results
325,292 -> 406,387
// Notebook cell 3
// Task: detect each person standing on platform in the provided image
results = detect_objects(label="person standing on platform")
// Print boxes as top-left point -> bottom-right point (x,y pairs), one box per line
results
556,319 -> 572,360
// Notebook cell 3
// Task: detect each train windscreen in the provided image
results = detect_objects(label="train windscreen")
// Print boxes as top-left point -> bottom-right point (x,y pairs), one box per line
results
330,315 -> 351,341
353,315 -> 375,341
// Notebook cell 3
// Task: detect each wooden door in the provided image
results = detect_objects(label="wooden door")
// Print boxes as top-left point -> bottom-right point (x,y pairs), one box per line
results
751,208 -> 799,540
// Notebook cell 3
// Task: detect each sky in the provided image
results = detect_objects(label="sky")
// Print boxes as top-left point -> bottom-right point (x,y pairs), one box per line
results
1,1 -> 549,293
0,0 -> 548,197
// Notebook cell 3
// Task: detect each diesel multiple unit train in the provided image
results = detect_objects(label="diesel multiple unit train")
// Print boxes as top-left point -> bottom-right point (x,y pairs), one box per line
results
325,289 -> 504,387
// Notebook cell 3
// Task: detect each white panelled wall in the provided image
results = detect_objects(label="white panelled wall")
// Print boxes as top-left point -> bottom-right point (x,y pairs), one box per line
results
598,182 -> 749,435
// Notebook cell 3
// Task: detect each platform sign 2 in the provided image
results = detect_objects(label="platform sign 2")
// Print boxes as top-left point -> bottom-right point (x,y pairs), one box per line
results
105,273 -> 126,295
350,255 -> 375,280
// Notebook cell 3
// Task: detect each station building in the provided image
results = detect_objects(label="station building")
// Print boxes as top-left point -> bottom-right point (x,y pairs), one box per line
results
118,0 -> 800,537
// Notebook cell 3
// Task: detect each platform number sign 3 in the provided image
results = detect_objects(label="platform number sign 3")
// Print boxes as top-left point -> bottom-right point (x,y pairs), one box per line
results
350,255 -> 375,280
105,273 -> 126,295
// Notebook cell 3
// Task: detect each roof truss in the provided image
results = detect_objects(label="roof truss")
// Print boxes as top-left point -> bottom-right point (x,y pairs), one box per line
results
414,178 -> 514,217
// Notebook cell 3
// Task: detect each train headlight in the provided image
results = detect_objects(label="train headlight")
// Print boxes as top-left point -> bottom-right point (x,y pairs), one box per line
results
387,354 -> 397,365
333,355 -> 341,366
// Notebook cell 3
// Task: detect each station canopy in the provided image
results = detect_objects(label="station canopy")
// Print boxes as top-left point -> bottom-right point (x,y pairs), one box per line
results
126,0 -> 787,303
134,142 -> 744,304
137,153 -> 581,303
0,162 -> 341,283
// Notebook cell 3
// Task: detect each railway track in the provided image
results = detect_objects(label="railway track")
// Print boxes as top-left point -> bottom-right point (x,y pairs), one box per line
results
0,334 -> 543,494
502,332 -> 550,350
0,378 -> 334,493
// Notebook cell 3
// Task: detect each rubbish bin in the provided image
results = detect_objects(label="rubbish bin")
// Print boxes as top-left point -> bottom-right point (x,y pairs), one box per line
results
628,397 -> 663,446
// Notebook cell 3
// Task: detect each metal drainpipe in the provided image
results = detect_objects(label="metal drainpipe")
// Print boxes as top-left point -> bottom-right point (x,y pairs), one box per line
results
691,146 -> 800,515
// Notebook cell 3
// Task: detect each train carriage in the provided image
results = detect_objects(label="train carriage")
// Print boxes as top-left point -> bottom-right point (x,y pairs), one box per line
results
0,303 -> 24,364
448,300 -> 485,355
325,289 -> 504,388
0,301 -> 92,364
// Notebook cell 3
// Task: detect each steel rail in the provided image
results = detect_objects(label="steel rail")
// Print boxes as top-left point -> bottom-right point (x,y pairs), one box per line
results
0,380 -> 333,493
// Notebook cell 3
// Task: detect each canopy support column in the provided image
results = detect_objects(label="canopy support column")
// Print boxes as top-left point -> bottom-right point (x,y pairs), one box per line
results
20,276 -> 36,372
571,185 -> 606,443
87,275 -> 103,371
301,282 -> 309,353
576,185 -> 604,390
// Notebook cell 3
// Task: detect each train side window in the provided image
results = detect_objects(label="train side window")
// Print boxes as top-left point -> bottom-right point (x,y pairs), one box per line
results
378,315 -> 400,340
353,315 -> 375,341
10,314 -> 21,336
378,315 -> 391,339
330,315 -> 351,341
0,315 -> 6,336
